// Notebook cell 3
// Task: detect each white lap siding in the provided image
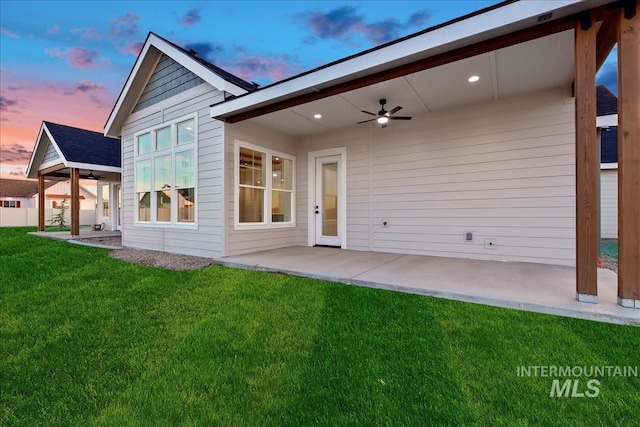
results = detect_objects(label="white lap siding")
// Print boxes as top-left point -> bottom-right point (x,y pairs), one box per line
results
600,169 -> 618,239
121,84 -> 225,258
296,88 -> 577,266
224,121 -> 297,256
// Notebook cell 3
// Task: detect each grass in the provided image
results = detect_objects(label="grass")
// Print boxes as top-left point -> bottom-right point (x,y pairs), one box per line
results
1,227 -> 639,426
601,240 -> 618,259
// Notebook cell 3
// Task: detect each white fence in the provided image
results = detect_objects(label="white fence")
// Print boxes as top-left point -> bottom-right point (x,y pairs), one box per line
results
0,208 -> 96,227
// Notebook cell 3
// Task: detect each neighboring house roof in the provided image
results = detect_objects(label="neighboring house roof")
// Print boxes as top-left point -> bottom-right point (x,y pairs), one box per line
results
0,178 -> 56,198
26,121 -> 121,179
596,85 -> 618,164
104,32 -> 258,137
601,126 -> 618,164
596,85 -> 618,116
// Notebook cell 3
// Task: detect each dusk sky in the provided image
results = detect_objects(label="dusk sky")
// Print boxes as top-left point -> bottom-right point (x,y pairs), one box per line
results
0,0 -> 618,180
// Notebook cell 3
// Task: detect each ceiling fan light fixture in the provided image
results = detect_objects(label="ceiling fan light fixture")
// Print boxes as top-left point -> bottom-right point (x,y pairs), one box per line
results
377,116 -> 389,124
468,75 -> 480,83
88,170 -> 95,179
314,113 -> 322,119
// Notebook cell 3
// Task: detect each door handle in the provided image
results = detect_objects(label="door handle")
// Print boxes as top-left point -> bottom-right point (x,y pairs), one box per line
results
315,205 -> 319,215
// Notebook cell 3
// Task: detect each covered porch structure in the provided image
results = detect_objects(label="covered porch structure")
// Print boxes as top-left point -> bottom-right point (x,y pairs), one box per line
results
211,0 -> 639,309
26,121 -> 121,236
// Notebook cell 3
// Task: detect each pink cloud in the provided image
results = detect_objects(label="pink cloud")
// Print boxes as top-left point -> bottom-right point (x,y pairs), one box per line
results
1,27 -> 19,39
45,47 -> 110,69
110,12 -> 139,38
8,167 -> 26,177
72,80 -> 106,93
45,24 -> 60,35
224,50 -> 299,83
71,27 -> 102,41
0,74 -> 116,176
179,9 -> 202,27
117,40 -> 144,56
296,6 -> 432,46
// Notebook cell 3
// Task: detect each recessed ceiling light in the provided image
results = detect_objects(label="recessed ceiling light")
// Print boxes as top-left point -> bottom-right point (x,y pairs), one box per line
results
468,75 -> 480,83
314,114 -> 322,119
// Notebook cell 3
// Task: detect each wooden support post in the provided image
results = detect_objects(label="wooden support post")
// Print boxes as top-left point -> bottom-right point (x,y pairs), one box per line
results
575,13 -> 598,303
71,168 -> 80,237
38,174 -> 45,232
617,0 -> 640,309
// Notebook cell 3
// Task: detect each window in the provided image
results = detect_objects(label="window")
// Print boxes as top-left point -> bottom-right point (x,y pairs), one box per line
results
235,141 -> 295,228
134,114 -> 197,226
2,200 -> 20,208
101,184 -> 110,217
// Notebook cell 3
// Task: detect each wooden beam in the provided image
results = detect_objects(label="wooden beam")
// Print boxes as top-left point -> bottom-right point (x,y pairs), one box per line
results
39,163 -> 66,176
617,0 -> 640,308
70,168 -> 80,237
575,13 -> 599,303
38,174 -> 45,232
225,14 -> 579,123
596,10 -> 619,71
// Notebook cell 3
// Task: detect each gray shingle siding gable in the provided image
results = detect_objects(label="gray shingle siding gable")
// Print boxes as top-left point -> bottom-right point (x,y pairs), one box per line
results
133,55 -> 204,112
42,141 -> 60,164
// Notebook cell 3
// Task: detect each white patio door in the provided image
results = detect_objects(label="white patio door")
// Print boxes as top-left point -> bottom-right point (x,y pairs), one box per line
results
315,155 -> 342,246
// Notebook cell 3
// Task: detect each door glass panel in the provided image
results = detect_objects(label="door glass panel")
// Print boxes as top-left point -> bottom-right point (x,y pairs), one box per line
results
322,162 -> 338,237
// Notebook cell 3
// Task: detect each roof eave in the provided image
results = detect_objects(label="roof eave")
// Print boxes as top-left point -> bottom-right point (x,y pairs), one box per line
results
209,0 -> 603,122
104,32 -> 251,137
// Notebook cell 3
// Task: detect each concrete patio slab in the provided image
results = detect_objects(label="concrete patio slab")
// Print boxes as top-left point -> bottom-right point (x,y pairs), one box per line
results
29,230 -> 122,240
220,246 -> 639,326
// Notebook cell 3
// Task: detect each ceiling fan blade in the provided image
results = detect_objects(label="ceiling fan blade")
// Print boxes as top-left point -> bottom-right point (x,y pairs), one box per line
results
361,110 -> 378,116
388,106 -> 402,115
389,116 -> 412,120
356,118 -> 377,124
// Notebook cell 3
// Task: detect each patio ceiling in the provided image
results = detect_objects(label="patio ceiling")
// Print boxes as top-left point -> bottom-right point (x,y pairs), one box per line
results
245,29 -> 576,138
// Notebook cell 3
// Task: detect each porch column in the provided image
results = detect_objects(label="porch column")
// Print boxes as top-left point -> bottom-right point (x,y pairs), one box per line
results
70,168 -> 80,237
574,13 -> 598,303
38,174 -> 45,232
617,0 -> 640,309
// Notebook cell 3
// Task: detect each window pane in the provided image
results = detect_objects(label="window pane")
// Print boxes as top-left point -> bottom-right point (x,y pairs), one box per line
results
272,157 -> 293,190
154,155 -> 171,190
178,188 -> 195,223
272,190 -> 291,222
176,150 -> 195,187
156,127 -> 171,150
138,192 -> 150,222
177,119 -> 195,145
136,159 -> 151,192
322,162 -> 338,237
239,187 -> 264,223
239,147 -> 265,187
101,184 -> 109,217
137,133 -> 151,154
156,190 -> 171,222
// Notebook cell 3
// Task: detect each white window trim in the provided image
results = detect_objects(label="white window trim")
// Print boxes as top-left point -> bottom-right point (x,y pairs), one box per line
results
234,140 -> 296,230
133,113 -> 198,229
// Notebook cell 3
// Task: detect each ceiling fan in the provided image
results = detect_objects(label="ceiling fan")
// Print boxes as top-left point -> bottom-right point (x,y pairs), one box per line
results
357,98 -> 412,128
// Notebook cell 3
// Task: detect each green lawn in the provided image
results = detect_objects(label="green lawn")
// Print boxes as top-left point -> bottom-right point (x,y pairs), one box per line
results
1,227 -> 639,426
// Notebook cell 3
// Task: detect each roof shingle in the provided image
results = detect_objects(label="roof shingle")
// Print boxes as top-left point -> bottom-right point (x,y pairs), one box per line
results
597,85 -> 617,116
44,122 -> 121,167
0,179 -> 56,198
